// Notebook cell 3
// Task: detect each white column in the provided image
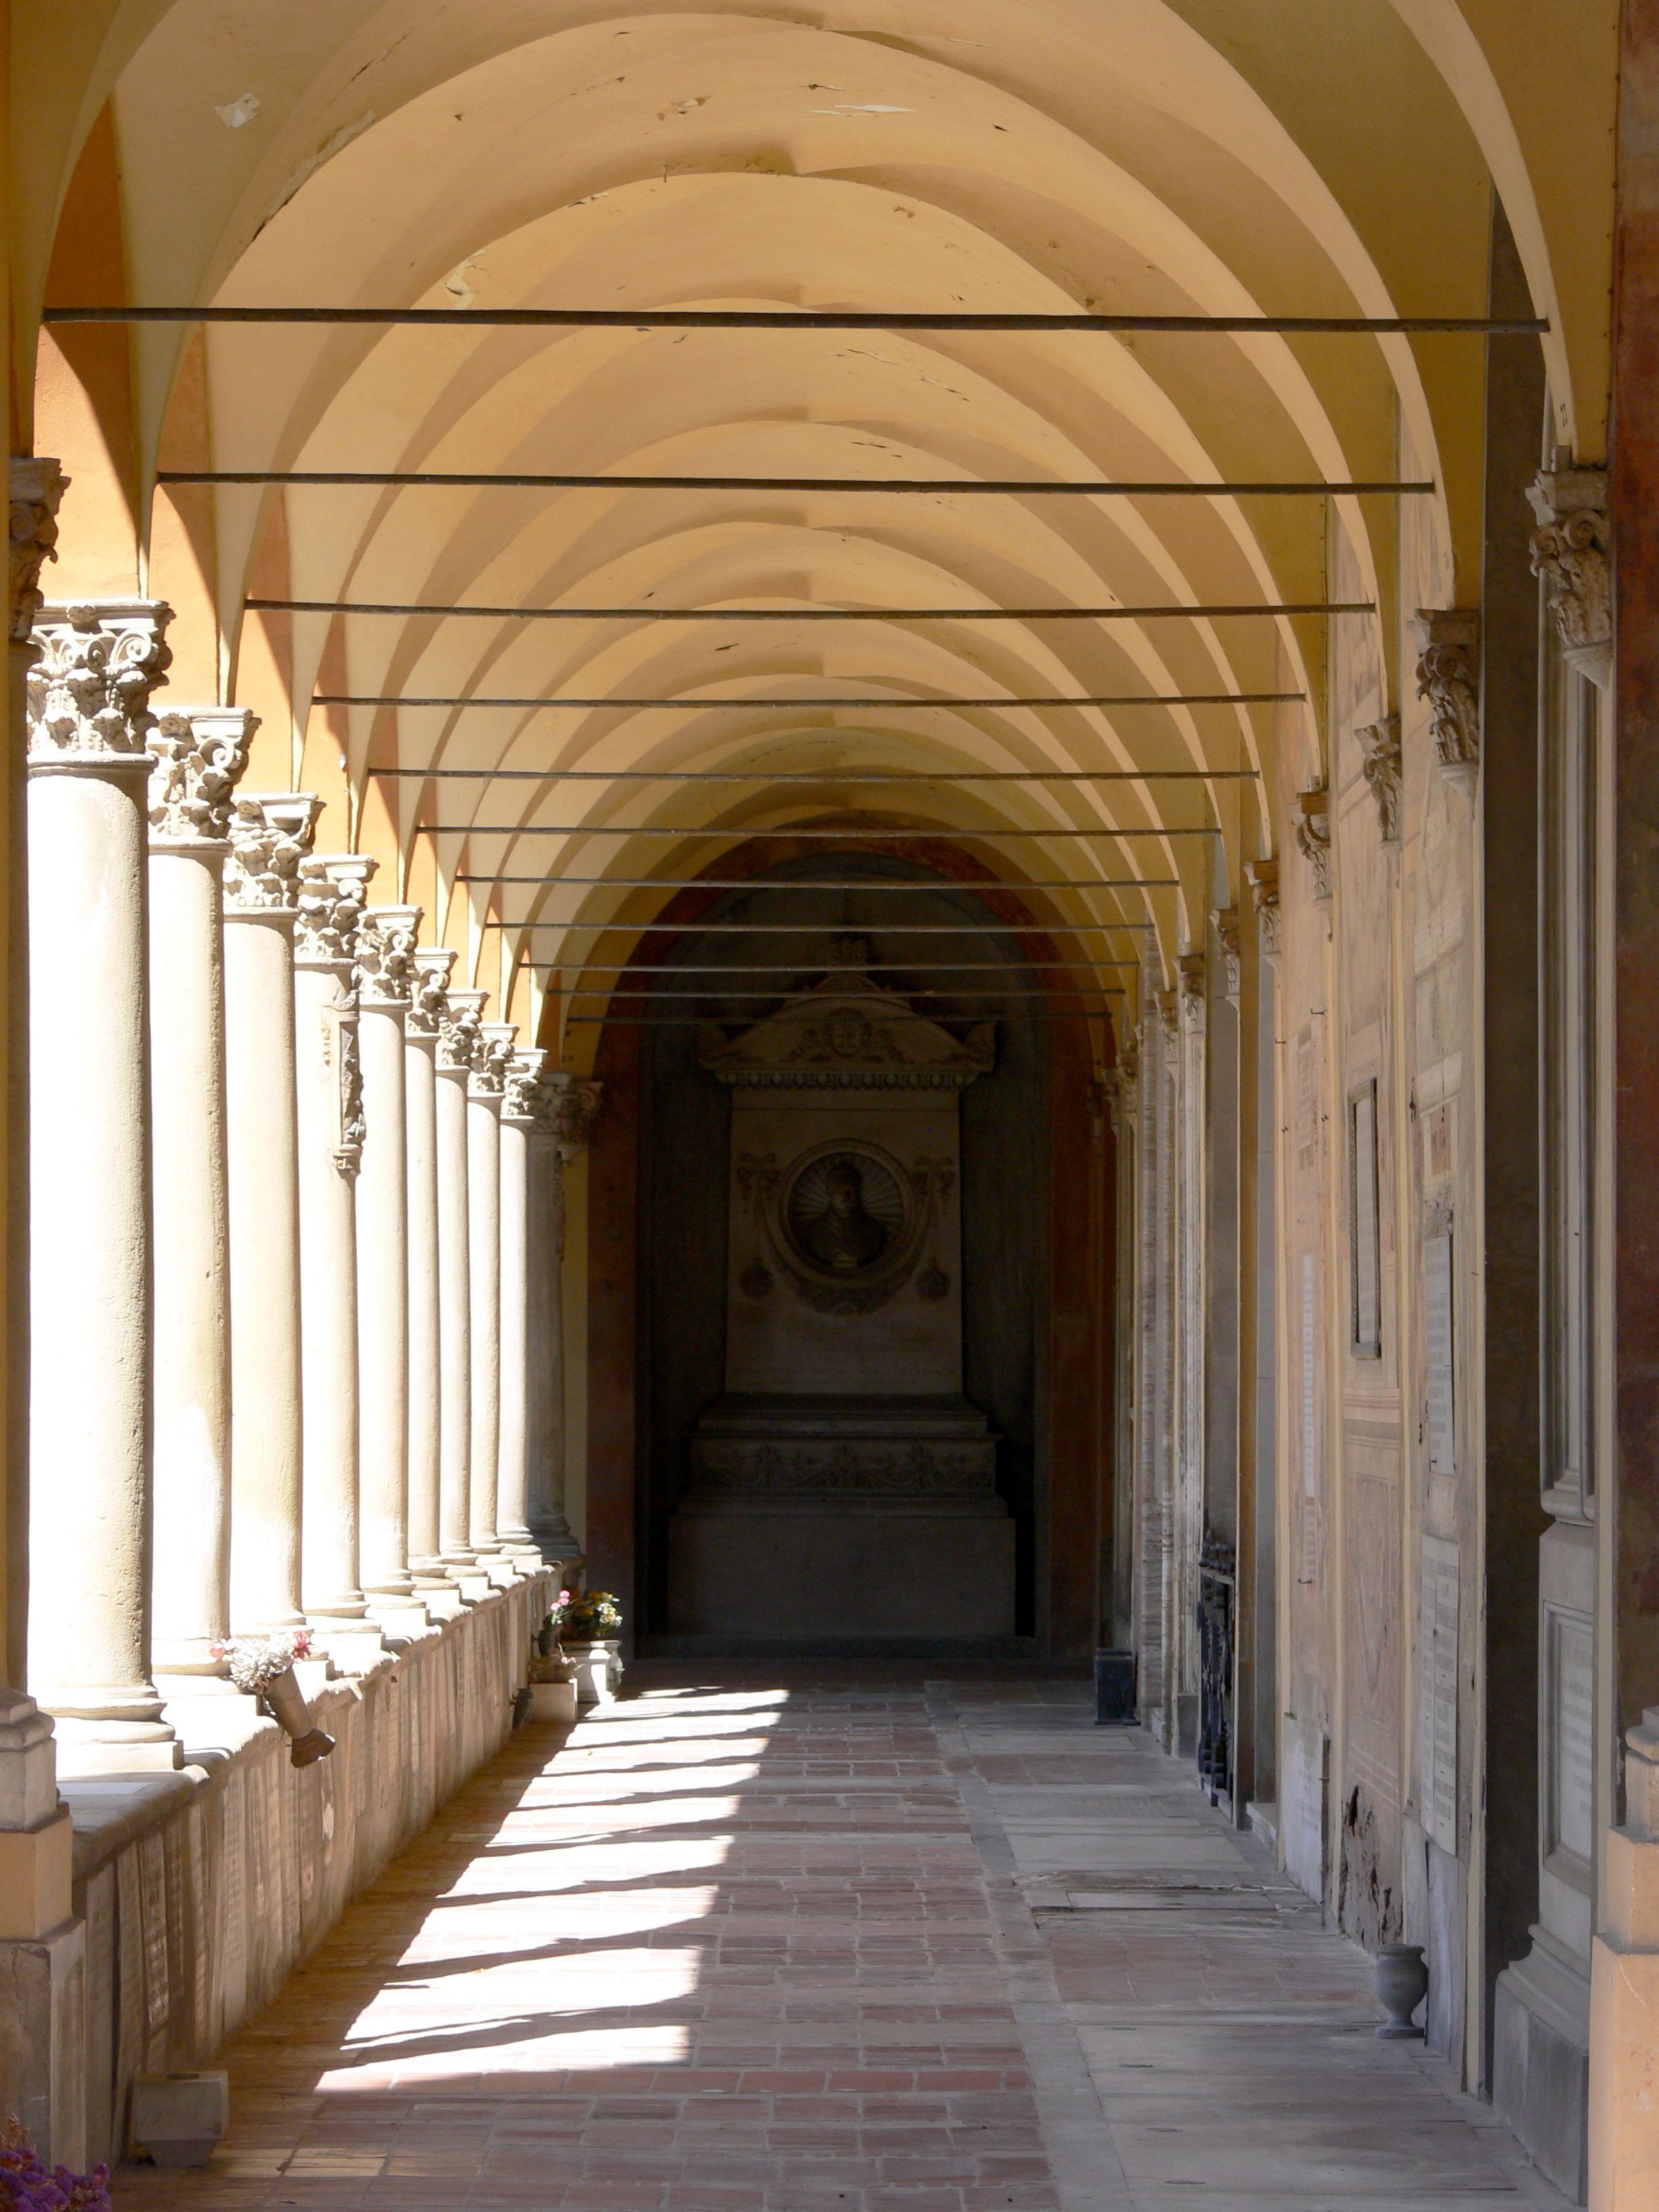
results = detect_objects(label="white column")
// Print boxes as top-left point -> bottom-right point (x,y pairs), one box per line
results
497,1050 -> 546,1559
436,989 -> 483,1578
353,903 -> 422,1622
224,794 -> 320,1633
468,1022 -> 513,1563
293,854 -> 377,1651
405,948 -> 455,1602
26,601 -> 179,1771
527,1074 -> 600,1561
146,707 -> 254,1680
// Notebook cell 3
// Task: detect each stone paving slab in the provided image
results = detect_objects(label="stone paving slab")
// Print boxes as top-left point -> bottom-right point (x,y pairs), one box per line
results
114,1668 -> 1571,2212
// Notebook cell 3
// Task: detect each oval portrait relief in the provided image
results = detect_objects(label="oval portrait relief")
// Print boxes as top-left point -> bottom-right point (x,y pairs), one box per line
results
784,1148 -> 908,1276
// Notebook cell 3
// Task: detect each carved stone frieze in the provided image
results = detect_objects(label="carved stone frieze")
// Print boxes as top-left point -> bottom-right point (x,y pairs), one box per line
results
9,457 -> 67,646
148,705 -> 256,848
1294,786 -> 1332,901
1244,856 -> 1280,960
699,958 -> 994,1091
470,1020 -> 517,1099
354,904 -> 422,1008
224,792 -> 321,914
294,854 -> 376,969
1412,610 -> 1481,795
502,1048 -> 552,1126
1527,464 -> 1610,665
1212,908 -> 1241,999
27,600 -> 173,766
438,987 -> 487,1073
689,1432 -> 998,1500
407,947 -> 457,1038
1356,714 -> 1403,843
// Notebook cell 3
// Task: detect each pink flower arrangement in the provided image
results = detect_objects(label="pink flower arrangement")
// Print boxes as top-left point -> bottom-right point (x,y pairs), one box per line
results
207,1629 -> 312,1694
0,2121 -> 110,2212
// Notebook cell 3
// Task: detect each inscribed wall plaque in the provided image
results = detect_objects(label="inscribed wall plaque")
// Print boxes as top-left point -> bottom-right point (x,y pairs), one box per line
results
1425,1231 -> 1455,1476
1546,1605 -> 1595,1868
1418,1536 -> 1460,1853
1350,1080 -> 1381,1357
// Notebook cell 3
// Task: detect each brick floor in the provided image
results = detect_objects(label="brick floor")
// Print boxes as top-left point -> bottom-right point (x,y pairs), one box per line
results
117,1670 -> 1572,2211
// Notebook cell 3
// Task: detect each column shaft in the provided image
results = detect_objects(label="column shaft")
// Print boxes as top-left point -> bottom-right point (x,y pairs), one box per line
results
466,1027 -> 511,1557
436,989 -> 483,1571
405,949 -> 453,1585
497,1050 -> 544,1557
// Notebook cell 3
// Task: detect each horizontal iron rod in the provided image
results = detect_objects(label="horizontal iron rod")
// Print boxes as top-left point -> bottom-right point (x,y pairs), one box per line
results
253,597 -> 1373,620
436,824 -> 1211,838
462,875 -> 1177,889
48,308 -> 1546,332
558,960 -> 1135,973
511,920 -> 1164,933
559,987 -> 1120,1001
384,766 -> 1255,783
563,1012 -> 1119,1027
339,693 -> 1294,710
165,468 -> 1429,495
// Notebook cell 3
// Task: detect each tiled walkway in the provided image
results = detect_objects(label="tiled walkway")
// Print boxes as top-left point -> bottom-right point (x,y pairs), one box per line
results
124,1671 -> 1572,2211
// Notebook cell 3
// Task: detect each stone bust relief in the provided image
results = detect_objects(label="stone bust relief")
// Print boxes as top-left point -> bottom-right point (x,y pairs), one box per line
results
797,1155 -> 890,1273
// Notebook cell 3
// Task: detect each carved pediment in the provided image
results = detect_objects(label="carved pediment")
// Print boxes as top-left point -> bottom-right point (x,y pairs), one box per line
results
698,957 -> 995,1090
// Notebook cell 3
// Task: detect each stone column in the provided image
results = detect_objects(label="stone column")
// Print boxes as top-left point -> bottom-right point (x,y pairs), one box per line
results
26,601 -> 179,1770
405,948 -> 456,1607
497,1050 -> 548,1560
224,794 -> 319,1634
468,1022 -> 514,1565
530,1076 -> 601,1561
145,708 -> 253,1680
352,903 -> 422,1626
436,989 -> 483,1579
293,854 -> 377,1654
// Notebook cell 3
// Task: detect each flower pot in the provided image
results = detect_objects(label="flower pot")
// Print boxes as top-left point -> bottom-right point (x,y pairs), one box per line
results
536,1623 -> 559,1658
527,1679 -> 579,1724
561,1637 -> 621,1706
1373,1942 -> 1428,2039
259,1665 -> 335,1768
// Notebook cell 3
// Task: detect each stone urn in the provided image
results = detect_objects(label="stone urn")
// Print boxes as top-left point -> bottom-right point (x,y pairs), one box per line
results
562,1637 -> 622,1706
1374,1942 -> 1428,2038
260,1667 -> 335,1769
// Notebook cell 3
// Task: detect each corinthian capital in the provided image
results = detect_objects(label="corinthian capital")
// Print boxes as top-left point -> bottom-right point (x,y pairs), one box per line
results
1356,714 -> 1402,844
502,1047 -> 552,1126
355,904 -> 422,1007
225,792 -> 322,914
407,947 -> 457,1037
27,600 -> 173,766
471,1021 -> 517,1099
10,457 -> 67,645
1528,464 -> 1610,667
1294,786 -> 1332,902
1243,857 -> 1280,961
552,1076 -> 603,1156
295,853 -> 377,970
438,988 -> 487,1072
1412,610 -> 1480,795
148,705 -> 256,847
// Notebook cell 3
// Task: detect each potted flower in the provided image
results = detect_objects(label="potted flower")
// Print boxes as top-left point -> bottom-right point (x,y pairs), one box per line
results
1,2118 -> 111,2209
560,1591 -> 623,1706
525,1594 -> 579,1723
211,1631 -> 335,1768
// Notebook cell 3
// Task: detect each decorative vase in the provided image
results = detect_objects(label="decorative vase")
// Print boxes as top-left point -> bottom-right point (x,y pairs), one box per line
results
1374,1942 -> 1429,2038
260,1666 -> 336,1768
536,1622 -> 558,1658
562,1637 -> 620,1706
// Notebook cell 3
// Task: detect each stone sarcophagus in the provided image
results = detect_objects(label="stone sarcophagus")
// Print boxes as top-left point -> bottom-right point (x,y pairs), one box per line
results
667,941 -> 1015,1639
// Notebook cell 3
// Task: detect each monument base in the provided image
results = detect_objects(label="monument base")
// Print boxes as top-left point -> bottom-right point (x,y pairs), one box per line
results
670,1393 -> 1012,1638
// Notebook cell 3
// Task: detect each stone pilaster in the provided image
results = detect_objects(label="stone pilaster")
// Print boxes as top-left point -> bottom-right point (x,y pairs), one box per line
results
354,903 -> 422,1618
1412,610 -> 1481,796
497,1050 -> 549,1560
1294,787 -> 1332,903
1356,715 -> 1403,843
468,1022 -> 515,1565
1591,1710 -> 1659,2205
1243,857 -> 1280,964
224,794 -> 320,1634
293,854 -> 377,1650
146,708 -> 255,1680
532,1074 -> 601,1559
1212,909 -> 1242,1001
26,600 -> 180,1770
436,989 -> 484,1577
405,948 -> 456,1597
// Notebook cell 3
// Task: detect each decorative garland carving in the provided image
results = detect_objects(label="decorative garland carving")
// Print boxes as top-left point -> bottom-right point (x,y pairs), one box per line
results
1244,857 -> 1280,960
1212,909 -> 1241,999
9,458 -> 66,646
1294,787 -> 1332,901
1356,714 -> 1402,843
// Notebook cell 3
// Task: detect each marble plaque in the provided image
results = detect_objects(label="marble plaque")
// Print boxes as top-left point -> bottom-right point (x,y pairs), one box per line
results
1425,1232 -> 1455,1476
1301,1253 -> 1317,1498
1297,1026 -> 1315,1166
1350,1082 -> 1381,1356
1547,1606 -> 1595,1867
1419,1536 -> 1459,1853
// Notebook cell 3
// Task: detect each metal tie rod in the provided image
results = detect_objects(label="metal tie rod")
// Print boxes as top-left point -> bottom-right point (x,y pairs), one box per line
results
439,824 -> 1212,838
560,986 -> 1120,1002
255,598 -> 1372,621
165,468 -> 1429,495
556,960 -> 1138,974
340,692 -> 1294,710
383,766 -> 1256,783
45,307 -> 1547,333
509,920 -> 1168,933
461,875 -> 1177,888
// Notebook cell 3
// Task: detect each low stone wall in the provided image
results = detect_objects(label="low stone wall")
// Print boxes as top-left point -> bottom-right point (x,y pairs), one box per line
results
59,1575 -> 546,2165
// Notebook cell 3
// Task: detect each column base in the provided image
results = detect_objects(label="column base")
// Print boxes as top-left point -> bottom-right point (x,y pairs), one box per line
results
1493,1929 -> 1589,2202
305,1619 -> 388,1674
47,1715 -> 182,1777
366,1597 -> 432,1639
530,1515 -> 579,1559
418,1584 -> 468,1621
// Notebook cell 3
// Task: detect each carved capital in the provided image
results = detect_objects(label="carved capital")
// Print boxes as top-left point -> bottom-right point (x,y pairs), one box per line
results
10,457 -> 67,646
407,947 -> 457,1037
1412,609 -> 1480,795
148,705 -> 255,848
470,1020 -> 517,1099
1356,714 -> 1402,844
552,1076 -> 603,1156
295,853 -> 376,970
1177,950 -> 1206,1029
1294,786 -> 1332,902
1156,989 -> 1180,1067
225,792 -> 322,914
354,903 -> 422,1008
1212,908 -> 1241,999
502,1047 -> 552,1126
1527,464 -> 1610,663
1243,857 -> 1280,961
438,987 -> 487,1073
27,599 -> 172,766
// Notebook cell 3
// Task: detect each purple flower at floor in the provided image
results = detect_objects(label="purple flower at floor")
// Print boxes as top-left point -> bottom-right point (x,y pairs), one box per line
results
0,2123 -> 111,2212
